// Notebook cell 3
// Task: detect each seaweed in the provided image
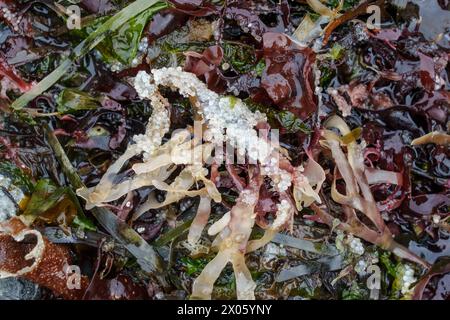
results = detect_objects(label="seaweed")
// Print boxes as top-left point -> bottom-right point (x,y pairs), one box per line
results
0,0 -> 449,301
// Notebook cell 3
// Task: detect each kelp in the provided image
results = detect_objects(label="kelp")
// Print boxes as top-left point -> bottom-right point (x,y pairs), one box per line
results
276,254 -> 344,282
315,115 -> 430,269
411,132 -> 450,147
192,168 -> 263,300
271,232 -> 338,256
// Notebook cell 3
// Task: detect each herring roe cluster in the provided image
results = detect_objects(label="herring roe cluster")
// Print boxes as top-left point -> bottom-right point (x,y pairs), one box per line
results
401,265 -> 417,295
1,7 -> 21,32
349,237 -> 365,256
133,72 -> 170,160
146,67 -> 271,163
272,199 -> 292,230
132,68 -> 298,229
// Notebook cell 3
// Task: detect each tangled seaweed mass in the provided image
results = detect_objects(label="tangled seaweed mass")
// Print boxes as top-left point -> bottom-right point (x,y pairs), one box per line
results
0,0 -> 449,300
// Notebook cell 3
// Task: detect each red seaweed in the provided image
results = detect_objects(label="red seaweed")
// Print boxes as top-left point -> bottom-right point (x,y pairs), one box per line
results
261,32 -> 317,120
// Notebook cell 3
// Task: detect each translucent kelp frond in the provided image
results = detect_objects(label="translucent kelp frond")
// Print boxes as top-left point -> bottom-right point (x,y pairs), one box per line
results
316,116 -> 430,269
192,169 -> 262,300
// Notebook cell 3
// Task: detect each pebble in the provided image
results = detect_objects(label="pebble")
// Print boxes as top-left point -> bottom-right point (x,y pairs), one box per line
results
0,278 -> 41,300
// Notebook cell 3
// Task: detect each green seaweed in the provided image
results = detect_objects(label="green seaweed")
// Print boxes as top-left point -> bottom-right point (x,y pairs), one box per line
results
11,0 -> 168,110
0,161 -> 34,194
56,88 -> 100,114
